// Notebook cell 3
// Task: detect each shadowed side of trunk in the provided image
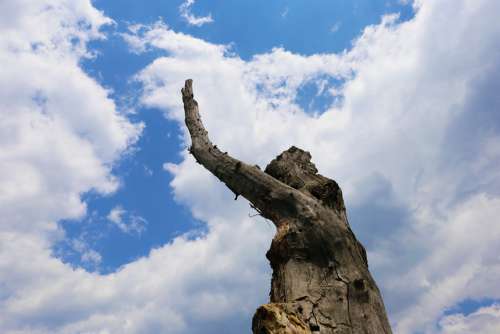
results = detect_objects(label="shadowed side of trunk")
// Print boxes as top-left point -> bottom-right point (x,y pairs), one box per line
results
181,79 -> 392,334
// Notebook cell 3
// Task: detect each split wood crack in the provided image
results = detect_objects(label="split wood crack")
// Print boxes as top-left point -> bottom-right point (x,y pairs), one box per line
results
181,79 -> 393,334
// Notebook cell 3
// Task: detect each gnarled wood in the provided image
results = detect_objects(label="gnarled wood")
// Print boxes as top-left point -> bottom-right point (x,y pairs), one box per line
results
181,79 -> 392,334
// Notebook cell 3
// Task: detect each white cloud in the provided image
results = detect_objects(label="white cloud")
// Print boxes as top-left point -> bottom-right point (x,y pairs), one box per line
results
107,206 -> 147,235
389,195 -> 500,333
0,3 -> 269,332
0,0 -> 143,237
107,206 -> 125,225
179,0 -> 214,27
122,21 -> 225,58
127,0 -> 500,333
71,238 -> 103,266
330,22 -> 342,33
2,0 -> 500,333
439,304 -> 500,334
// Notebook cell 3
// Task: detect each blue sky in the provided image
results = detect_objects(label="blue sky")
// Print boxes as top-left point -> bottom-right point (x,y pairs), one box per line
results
2,1 -> 500,333
60,0 -> 415,272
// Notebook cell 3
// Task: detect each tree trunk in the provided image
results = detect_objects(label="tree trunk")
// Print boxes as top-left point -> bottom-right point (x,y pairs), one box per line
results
181,79 -> 392,334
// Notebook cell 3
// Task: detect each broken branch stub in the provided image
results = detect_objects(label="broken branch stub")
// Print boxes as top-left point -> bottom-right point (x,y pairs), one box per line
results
181,79 -> 392,334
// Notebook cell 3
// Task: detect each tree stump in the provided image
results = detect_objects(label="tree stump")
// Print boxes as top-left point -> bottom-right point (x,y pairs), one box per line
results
181,79 -> 392,334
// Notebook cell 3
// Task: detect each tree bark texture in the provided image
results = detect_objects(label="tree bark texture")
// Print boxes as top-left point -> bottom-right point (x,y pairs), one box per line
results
181,79 -> 392,334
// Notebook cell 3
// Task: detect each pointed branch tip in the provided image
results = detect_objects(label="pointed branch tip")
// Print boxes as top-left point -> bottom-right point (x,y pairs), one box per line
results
182,79 -> 194,99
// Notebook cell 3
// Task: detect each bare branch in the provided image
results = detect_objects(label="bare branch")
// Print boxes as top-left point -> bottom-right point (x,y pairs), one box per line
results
182,79 -> 314,223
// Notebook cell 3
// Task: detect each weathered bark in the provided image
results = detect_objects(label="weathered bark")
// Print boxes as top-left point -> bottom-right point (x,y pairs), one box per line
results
181,79 -> 392,334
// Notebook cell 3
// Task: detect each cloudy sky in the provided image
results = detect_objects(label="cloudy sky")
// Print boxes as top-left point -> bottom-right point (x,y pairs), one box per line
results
1,0 -> 500,333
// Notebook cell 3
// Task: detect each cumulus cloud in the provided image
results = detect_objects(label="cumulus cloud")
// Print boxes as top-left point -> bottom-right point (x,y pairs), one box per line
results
439,304 -> 500,334
127,0 -> 500,332
0,3 -> 269,332
2,0 -> 500,333
179,0 -> 214,27
122,21 -> 224,57
0,0 -> 143,237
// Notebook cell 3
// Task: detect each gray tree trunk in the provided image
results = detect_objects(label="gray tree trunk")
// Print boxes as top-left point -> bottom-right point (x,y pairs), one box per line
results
181,79 -> 392,334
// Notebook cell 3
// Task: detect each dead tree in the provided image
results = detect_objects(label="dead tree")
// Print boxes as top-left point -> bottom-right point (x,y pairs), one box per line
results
181,79 -> 392,334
